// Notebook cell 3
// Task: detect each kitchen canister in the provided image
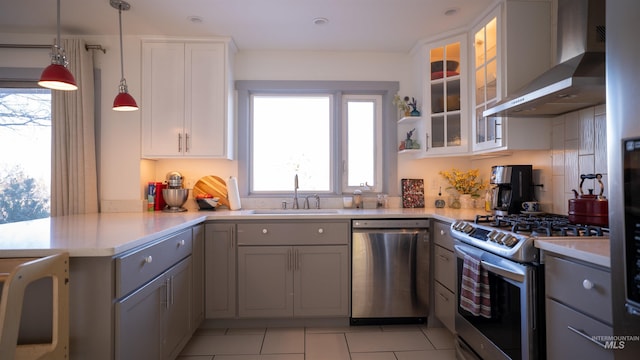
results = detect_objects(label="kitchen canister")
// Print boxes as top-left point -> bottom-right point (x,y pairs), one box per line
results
227,176 -> 242,210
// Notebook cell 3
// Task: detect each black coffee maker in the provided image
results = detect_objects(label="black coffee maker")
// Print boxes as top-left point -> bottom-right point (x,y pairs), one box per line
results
489,165 -> 534,215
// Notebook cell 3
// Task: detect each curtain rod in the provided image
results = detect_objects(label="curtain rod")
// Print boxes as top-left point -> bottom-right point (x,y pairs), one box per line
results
0,43 -> 106,53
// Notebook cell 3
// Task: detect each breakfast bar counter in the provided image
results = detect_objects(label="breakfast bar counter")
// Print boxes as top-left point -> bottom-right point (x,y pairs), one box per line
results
0,207 -> 484,257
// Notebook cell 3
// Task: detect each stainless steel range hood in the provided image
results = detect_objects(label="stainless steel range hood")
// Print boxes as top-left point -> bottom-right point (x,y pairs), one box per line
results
483,0 -> 605,118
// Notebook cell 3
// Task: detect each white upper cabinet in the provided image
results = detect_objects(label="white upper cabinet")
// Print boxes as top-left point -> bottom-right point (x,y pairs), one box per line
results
414,34 -> 470,157
141,39 -> 235,159
471,1 -> 553,153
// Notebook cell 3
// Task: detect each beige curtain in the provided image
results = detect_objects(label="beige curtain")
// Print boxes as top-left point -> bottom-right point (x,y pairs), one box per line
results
50,39 -> 99,216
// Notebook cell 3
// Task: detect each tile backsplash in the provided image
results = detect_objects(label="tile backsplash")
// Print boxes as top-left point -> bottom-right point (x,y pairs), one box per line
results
552,104 -> 607,215
401,104 -> 607,215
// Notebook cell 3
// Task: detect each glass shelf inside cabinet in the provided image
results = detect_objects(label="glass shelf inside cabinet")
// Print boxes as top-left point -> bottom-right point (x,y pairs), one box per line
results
398,116 -> 422,124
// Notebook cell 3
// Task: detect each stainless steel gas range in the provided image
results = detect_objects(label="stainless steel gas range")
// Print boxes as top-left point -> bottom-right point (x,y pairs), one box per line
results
450,214 -> 609,360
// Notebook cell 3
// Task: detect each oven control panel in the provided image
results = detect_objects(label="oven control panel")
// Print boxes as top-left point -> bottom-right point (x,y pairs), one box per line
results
452,221 -> 519,248
450,220 -> 537,263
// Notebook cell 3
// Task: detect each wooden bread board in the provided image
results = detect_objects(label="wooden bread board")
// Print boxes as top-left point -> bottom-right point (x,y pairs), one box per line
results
192,175 -> 230,207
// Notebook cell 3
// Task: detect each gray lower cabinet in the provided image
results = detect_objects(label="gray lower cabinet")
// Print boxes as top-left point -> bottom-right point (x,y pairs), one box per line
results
544,253 -> 614,359
111,227 -> 196,360
237,245 -> 349,317
116,257 -> 192,360
236,221 -> 350,318
432,220 -> 455,333
204,222 -> 237,318
115,267 -> 164,359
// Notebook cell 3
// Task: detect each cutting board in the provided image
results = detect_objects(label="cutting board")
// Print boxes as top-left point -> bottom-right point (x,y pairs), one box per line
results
193,175 -> 230,207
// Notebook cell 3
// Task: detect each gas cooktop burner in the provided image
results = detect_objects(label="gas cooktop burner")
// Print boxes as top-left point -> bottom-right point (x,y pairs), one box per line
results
474,214 -> 609,237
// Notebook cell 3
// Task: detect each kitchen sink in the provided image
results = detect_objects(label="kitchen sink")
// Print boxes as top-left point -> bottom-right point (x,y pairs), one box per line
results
247,209 -> 340,215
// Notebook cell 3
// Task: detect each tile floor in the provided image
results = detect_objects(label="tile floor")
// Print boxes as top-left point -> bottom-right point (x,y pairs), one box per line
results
177,325 -> 456,360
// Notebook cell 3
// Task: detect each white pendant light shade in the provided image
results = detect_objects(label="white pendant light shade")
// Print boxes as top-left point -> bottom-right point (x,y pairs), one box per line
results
39,0 -> 77,91
112,0 -> 138,111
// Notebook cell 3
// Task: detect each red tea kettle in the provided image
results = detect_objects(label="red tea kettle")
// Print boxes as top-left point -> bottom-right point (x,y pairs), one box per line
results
568,174 -> 609,227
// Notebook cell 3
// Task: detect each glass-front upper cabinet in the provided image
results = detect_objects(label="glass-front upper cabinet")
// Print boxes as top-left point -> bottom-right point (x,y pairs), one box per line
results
471,2 -> 553,153
422,34 -> 469,156
473,16 -> 500,151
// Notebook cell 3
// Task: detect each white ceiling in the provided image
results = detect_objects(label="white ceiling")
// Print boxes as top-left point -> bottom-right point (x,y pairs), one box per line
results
0,0 -> 498,52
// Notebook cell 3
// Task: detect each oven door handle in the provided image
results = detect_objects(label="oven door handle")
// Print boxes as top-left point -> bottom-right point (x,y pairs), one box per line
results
455,243 -> 525,283
480,260 -> 525,283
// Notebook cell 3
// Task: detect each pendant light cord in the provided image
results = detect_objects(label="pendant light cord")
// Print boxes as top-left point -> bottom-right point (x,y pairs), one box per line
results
56,0 -> 61,47
118,4 -> 125,84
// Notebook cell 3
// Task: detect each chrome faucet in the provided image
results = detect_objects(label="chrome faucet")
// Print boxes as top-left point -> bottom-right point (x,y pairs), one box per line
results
303,196 -> 309,209
293,174 -> 299,209
303,194 -> 320,209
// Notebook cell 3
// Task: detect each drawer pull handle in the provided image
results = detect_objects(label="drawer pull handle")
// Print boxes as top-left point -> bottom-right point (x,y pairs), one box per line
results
144,255 -> 153,264
262,228 -> 268,234
178,239 -> 185,247
438,254 -> 450,262
583,279 -> 594,290
567,325 -> 607,349
318,228 -> 324,234
437,292 -> 449,301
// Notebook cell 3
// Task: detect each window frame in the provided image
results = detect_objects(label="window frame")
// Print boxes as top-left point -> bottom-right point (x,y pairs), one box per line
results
342,94 -> 383,193
236,80 -> 399,197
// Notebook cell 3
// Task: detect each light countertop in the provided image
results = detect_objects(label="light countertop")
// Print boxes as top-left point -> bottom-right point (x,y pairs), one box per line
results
535,238 -> 610,268
0,207 -> 484,257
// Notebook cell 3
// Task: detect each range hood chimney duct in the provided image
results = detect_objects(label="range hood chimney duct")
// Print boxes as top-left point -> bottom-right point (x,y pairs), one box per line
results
483,0 -> 605,118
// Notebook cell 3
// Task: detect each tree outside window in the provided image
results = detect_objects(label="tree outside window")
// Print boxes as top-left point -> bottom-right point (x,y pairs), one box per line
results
0,87 -> 51,224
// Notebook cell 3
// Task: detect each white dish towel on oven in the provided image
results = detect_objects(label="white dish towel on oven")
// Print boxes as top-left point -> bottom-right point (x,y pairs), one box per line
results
460,253 -> 492,318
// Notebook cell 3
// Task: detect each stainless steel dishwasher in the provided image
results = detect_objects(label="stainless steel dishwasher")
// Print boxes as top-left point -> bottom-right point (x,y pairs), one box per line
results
351,219 -> 430,325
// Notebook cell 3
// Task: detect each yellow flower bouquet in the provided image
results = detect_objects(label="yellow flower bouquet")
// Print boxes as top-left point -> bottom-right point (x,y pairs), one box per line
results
439,168 -> 486,196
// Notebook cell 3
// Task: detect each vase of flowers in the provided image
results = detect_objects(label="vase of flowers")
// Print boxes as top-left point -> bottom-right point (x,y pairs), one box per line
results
405,128 -> 415,149
407,97 -> 421,116
439,168 -> 486,208
393,94 -> 410,117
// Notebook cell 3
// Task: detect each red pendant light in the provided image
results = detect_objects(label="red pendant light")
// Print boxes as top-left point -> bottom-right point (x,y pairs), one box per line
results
111,0 -> 138,111
39,0 -> 77,91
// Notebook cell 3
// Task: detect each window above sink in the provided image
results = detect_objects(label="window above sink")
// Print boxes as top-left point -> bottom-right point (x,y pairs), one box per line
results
236,80 -> 399,198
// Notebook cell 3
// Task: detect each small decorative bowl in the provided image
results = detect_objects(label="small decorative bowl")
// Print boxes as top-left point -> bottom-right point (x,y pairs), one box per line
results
196,197 -> 220,210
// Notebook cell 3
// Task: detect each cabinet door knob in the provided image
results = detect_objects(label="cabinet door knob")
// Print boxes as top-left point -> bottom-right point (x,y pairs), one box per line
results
582,279 -> 594,290
262,228 -> 268,234
144,255 -> 153,264
318,228 -> 324,234
440,229 -> 445,235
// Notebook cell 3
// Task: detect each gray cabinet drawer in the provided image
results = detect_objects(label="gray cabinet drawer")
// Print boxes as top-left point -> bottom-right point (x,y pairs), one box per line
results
116,228 -> 193,298
237,221 -> 349,245
434,281 -> 455,333
545,255 -> 612,324
434,244 -> 455,291
433,221 -> 453,250
546,298 -> 614,360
